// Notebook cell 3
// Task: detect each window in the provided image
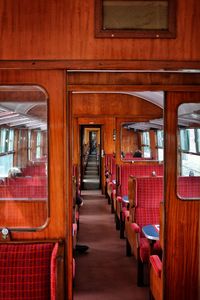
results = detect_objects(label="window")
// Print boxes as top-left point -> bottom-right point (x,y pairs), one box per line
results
156,130 -> 164,161
36,131 -> 42,159
177,103 -> 200,200
95,0 -> 176,38
0,85 -> 49,230
141,131 -> 151,158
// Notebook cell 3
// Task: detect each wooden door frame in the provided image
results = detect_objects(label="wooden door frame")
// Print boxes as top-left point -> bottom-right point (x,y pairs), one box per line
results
79,124 -> 102,190
67,70 -> 200,300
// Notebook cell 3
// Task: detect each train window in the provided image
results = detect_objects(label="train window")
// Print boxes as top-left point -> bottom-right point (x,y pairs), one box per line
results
121,122 -> 163,161
141,131 -> 151,158
95,0 -> 176,38
156,130 -> 164,161
0,85 -> 49,230
177,103 -> 200,200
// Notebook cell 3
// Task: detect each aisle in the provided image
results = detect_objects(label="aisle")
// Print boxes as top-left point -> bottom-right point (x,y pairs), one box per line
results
82,154 -> 100,190
73,190 -> 148,300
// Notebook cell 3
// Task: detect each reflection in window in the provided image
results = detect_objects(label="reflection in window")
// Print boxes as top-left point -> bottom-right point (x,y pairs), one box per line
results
0,85 -> 49,229
157,130 -> 164,161
95,0 -> 176,38
141,131 -> 151,158
36,131 -> 42,159
177,103 -> 200,200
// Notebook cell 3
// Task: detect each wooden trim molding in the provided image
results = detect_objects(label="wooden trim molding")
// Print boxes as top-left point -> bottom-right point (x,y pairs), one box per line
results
0,60 -> 200,70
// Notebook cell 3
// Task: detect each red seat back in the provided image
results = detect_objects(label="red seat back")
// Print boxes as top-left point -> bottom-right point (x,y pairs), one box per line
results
0,242 -> 58,300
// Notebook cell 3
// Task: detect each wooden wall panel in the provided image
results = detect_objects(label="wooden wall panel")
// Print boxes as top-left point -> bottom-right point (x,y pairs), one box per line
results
121,128 -> 136,154
73,117 -> 116,161
72,93 -> 162,117
165,92 -> 200,300
0,0 -> 200,61
0,70 -> 67,241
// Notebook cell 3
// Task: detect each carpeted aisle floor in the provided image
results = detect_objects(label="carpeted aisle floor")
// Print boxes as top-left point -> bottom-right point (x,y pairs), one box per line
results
73,190 -> 148,300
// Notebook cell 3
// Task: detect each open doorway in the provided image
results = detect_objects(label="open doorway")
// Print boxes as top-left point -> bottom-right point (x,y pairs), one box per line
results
80,125 -> 101,190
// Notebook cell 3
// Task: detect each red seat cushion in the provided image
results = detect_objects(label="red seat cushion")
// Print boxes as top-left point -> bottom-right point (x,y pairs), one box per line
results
0,243 -> 55,300
150,255 -> 162,278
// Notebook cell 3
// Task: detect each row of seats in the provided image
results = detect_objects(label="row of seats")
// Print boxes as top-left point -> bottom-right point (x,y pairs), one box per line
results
2,176 -> 47,186
124,176 -> 163,286
22,163 -> 46,177
0,185 -> 47,198
104,154 -> 200,298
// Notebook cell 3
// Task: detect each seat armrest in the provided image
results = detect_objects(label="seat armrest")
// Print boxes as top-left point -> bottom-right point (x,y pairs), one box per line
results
150,255 -> 162,278
117,196 -> 122,203
131,222 -> 140,233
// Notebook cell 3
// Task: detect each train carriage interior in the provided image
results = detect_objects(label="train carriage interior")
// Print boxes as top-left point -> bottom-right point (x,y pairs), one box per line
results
0,1 -> 200,300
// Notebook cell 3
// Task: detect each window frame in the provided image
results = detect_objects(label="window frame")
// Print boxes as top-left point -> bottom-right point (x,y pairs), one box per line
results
95,0 -> 176,38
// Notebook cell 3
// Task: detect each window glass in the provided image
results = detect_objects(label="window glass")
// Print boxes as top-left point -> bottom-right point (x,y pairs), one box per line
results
8,129 -> 14,151
157,130 -> 164,147
177,103 -> 200,200
157,130 -> 164,161
36,131 -> 42,159
95,0 -> 176,38
141,131 -> 151,158
0,85 -> 48,230
103,1 -> 168,30
195,129 -> 200,153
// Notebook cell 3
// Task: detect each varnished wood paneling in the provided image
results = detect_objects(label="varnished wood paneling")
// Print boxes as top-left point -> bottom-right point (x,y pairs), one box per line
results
68,72 -> 200,86
0,1 -> 199,61
73,116 -> 115,160
164,92 -> 200,300
72,93 -> 162,117
0,60 -> 200,70
0,201 -> 47,228
0,70 -> 67,240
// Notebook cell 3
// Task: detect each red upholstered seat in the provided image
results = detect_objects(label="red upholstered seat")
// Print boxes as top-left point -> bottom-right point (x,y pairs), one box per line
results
150,255 -> 162,278
139,238 -> 150,262
0,242 -> 58,300
177,176 -> 200,198
118,164 -> 163,197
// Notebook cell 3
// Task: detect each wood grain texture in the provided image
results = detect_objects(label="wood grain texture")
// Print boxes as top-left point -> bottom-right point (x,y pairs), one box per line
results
68,72 -> 200,86
164,92 -> 200,300
0,60 -> 200,70
0,70 -> 67,241
0,0 -> 200,60
72,93 -> 162,116
0,201 -> 47,228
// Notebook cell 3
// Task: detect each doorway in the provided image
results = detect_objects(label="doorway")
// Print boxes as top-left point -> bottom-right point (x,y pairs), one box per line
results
80,125 -> 101,190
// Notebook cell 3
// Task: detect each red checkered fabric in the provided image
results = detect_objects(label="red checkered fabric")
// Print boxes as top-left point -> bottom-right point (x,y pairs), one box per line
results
0,243 -> 54,300
150,255 -> 162,278
0,185 -> 47,199
134,207 -> 160,237
22,164 -> 46,177
139,237 -> 150,262
7,177 -> 47,187
50,243 -> 58,300
124,153 -> 134,160
135,177 -> 163,207
119,164 -> 163,196
177,176 -> 200,199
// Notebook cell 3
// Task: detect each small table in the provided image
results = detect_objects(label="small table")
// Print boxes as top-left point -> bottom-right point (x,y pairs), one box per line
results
122,195 -> 129,204
142,224 -> 160,241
